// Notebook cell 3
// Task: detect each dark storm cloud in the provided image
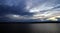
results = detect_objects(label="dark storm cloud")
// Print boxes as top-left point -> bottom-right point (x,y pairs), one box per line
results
0,0 -> 34,16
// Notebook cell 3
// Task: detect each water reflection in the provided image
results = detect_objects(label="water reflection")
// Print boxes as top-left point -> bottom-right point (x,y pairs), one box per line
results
0,23 -> 60,33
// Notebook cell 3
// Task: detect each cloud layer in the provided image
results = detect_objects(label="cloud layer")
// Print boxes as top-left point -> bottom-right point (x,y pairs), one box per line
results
0,0 -> 60,22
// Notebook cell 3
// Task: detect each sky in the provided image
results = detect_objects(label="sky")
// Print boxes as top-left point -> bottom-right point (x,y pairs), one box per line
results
0,0 -> 60,22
